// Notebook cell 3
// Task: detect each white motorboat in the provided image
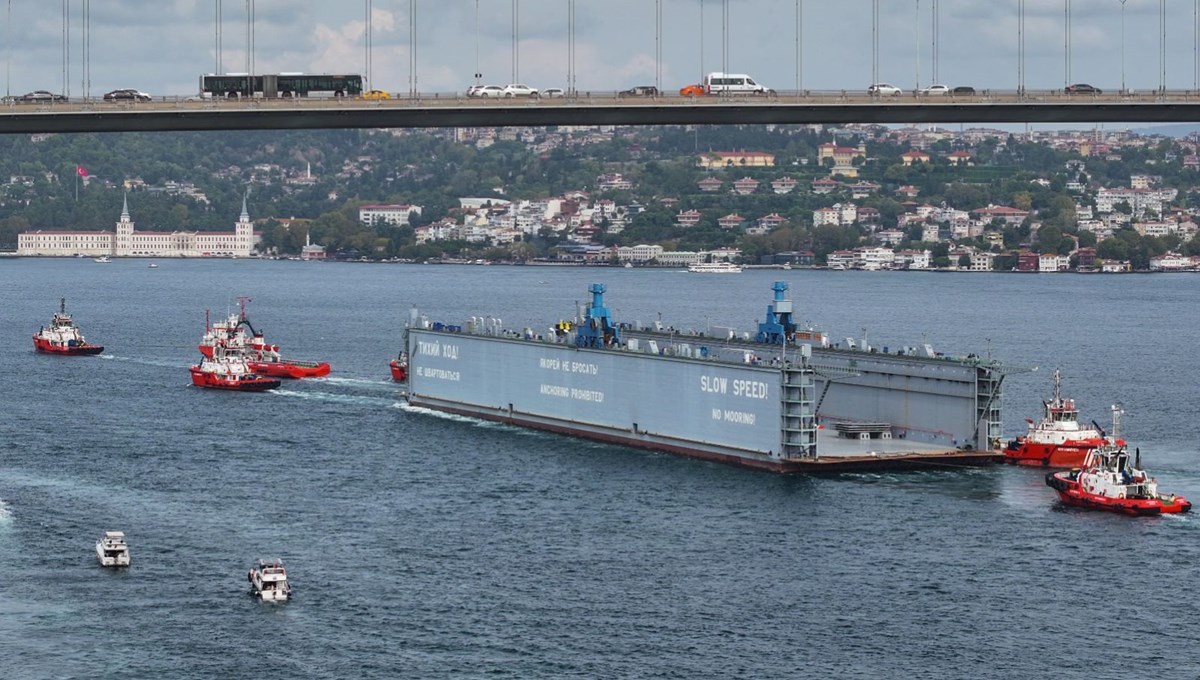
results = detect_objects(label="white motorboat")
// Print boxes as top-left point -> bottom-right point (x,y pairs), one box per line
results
93,256 -> 112,263
95,531 -> 130,567
248,559 -> 293,602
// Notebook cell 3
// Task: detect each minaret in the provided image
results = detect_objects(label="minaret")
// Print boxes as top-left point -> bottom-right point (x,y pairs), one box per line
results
234,191 -> 254,256
115,192 -> 134,256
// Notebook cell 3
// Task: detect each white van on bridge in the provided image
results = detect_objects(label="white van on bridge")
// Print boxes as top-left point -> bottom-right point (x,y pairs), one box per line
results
704,72 -> 775,96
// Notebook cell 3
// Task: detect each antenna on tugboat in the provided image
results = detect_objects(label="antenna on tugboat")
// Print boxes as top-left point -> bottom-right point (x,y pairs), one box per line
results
60,297 -> 66,315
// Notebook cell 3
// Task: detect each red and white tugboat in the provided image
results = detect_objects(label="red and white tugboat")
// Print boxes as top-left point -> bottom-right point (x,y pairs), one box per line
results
190,346 -> 281,392
1045,409 -> 1191,516
33,298 -> 104,355
1003,369 -> 1115,467
197,297 -> 330,378
389,351 -> 408,382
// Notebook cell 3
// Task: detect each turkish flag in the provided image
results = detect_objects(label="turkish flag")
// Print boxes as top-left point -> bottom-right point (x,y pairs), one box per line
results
76,165 -> 88,177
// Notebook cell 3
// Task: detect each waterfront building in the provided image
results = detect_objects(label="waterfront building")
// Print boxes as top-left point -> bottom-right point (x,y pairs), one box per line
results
18,195 -> 259,258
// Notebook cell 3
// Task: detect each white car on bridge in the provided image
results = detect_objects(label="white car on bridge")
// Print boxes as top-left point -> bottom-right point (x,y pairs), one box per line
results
467,85 -> 504,98
501,84 -> 539,98
868,83 -> 903,97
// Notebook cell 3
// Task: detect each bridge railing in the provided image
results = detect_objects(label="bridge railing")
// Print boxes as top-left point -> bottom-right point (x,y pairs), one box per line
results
8,88 -> 1200,110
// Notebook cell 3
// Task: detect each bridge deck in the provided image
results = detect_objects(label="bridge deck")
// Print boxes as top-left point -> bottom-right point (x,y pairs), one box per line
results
5,90 -> 1200,133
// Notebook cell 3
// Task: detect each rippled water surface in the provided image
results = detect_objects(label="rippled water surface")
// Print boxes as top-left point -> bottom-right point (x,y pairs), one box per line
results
2,260 -> 1199,679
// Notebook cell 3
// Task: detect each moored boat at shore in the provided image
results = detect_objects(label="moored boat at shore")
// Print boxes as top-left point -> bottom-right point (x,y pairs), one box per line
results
1003,369 -> 1114,467
1046,442 -> 1191,516
33,298 -> 104,355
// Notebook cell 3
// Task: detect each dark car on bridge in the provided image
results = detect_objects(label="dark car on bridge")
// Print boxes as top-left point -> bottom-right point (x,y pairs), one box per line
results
103,88 -> 152,102
1065,83 -> 1102,95
951,86 -> 976,95
618,85 -> 659,98
20,90 -> 68,102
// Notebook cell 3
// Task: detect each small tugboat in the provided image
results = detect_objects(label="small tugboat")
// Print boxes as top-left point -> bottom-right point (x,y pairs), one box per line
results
1045,410 -> 1191,516
189,347 -> 281,392
248,559 -> 292,602
1003,369 -> 1114,467
389,351 -> 408,382
198,298 -> 330,378
33,298 -> 105,355
95,531 -> 130,567
1046,445 -> 1192,516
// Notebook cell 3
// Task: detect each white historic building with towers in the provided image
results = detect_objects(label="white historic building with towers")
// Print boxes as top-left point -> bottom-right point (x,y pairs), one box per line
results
17,195 -> 261,258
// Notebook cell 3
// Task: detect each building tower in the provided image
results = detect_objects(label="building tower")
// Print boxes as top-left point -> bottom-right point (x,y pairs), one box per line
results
114,192 -> 134,256
235,192 -> 254,256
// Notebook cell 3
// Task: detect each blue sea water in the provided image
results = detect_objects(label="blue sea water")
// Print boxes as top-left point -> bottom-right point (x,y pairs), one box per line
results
2,259 -> 1199,679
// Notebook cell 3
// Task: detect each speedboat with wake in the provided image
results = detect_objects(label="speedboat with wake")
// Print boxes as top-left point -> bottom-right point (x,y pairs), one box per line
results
33,298 -> 104,355
1004,369 -> 1115,467
198,297 -> 330,378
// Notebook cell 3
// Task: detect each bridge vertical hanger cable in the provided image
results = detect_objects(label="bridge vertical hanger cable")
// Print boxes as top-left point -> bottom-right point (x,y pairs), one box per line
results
871,0 -> 879,85
569,0 -> 576,96
1161,0 -> 1167,93
699,0 -> 704,86
1064,0 -> 1070,89
85,0 -> 90,98
5,0 -> 9,98
475,0 -> 481,88
511,0 -> 516,83
1018,0 -> 1025,95
795,0 -> 803,96
410,0 -> 417,97
915,0 -> 920,92
656,0 -> 662,94
932,0 -> 938,85
715,0 -> 724,79
62,0 -> 69,98
365,0 -> 372,91
1120,0 -> 1127,93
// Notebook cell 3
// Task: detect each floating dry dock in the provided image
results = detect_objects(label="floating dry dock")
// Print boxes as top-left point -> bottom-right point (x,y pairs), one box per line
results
404,282 -> 1006,473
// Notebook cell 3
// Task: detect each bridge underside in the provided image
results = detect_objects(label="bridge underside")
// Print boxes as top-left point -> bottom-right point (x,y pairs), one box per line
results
3,102 -> 1200,134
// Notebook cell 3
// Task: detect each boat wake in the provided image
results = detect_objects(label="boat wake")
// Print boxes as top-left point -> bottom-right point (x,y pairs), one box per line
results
271,389 -> 400,408
314,376 -> 396,389
102,355 -> 191,369
0,499 -> 11,523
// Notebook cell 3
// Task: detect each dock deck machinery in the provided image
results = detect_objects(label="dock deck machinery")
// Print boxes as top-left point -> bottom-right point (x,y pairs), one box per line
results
404,282 -> 1006,473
